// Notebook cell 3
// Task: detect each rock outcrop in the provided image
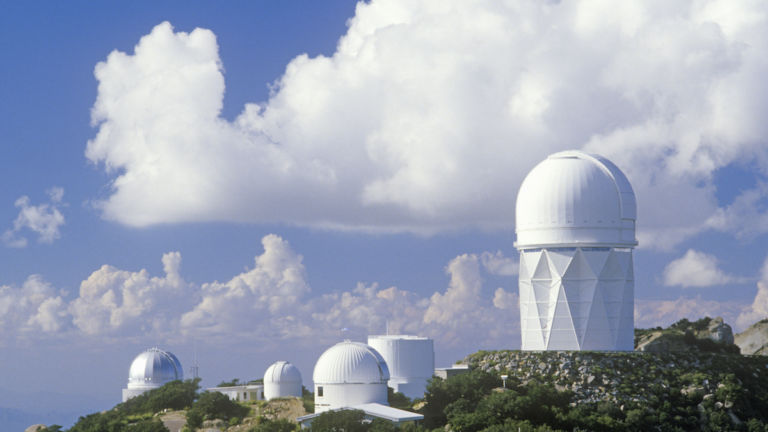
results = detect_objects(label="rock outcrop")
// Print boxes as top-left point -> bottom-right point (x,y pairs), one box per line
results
635,317 -> 739,354
735,319 -> 768,355
463,349 -> 768,428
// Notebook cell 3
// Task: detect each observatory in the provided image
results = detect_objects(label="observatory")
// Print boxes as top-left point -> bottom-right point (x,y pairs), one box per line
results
515,150 -> 637,351
264,360 -> 303,400
312,341 -> 390,413
122,347 -> 184,402
367,335 -> 434,399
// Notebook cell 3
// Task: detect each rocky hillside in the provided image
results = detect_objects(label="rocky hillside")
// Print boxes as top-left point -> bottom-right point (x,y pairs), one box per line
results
460,317 -> 768,430
736,319 -> 768,355
634,317 -> 740,353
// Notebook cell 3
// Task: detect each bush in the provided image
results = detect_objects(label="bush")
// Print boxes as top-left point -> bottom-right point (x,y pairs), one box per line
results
128,418 -> 170,432
302,386 -> 315,413
185,391 -> 250,429
421,369 -> 501,429
118,378 -> 201,415
387,387 -> 412,410
249,418 -> 298,432
308,410 -> 369,432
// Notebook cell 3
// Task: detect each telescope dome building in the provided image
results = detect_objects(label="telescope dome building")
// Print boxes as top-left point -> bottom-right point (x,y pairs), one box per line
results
312,341 -> 390,413
264,360 -> 302,400
515,150 -> 637,351
122,347 -> 184,402
367,335 -> 434,399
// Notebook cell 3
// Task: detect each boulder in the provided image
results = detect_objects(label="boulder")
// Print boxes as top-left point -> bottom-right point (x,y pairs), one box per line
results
698,317 -> 734,345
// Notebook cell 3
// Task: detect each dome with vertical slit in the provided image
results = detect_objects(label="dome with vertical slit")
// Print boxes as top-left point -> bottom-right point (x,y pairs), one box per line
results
515,150 -> 637,248
313,341 -> 390,385
127,347 -> 183,389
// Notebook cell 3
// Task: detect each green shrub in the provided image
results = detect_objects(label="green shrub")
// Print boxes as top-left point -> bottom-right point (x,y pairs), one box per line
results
185,391 -> 250,429
118,378 -> 200,415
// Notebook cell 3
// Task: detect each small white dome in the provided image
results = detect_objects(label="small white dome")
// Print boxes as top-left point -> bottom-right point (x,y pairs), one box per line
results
516,150 -> 637,248
264,361 -> 302,384
313,341 -> 390,385
127,347 -> 183,389
264,361 -> 302,400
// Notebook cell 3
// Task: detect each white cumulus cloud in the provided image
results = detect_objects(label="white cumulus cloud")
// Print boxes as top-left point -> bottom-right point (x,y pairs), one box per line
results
736,256 -> 768,329
85,1 -> 768,249
0,275 -> 69,337
663,249 -> 747,288
180,234 -> 310,337
3,187 -> 65,247
69,251 -> 192,336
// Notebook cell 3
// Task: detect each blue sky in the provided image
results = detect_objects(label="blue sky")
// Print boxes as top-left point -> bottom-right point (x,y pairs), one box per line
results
2,0 -> 768,428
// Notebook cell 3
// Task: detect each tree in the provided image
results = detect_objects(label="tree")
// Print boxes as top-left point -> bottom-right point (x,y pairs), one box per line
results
421,370 -> 501,429
185,391 -> 250,429
128,418 -> 169,432
218,378 -> 241,387
248,418 -> 298,432
387,387 -> 412,410
118,378 -> 201,415
308,409 -> 369,432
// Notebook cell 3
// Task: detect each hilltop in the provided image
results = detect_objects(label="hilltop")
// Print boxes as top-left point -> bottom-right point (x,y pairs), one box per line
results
29,316 -> 768,431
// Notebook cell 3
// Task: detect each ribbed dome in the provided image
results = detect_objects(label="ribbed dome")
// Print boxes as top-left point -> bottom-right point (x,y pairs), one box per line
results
313,341 -> 390,384
127,347 -> 183,388
264,361 -> 302,384
516,150 -> 637,248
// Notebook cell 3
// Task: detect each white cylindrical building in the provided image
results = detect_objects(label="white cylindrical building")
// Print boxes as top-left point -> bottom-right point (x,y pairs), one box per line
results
122,347 -> 184,402
515,150 -> 637,351
264,360 -> 302,400
367,335 -> 433,400
313,341 -> 390,413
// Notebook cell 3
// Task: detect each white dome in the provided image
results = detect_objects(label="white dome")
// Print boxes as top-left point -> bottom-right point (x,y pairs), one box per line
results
264,361 -> 302,384
127,347 -> 183,389
515,150 -> 637,248
264,361 -> 302,400
313,341 -> 390,385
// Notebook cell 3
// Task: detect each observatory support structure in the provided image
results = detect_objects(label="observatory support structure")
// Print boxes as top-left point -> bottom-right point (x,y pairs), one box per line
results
515,151 -> 637,351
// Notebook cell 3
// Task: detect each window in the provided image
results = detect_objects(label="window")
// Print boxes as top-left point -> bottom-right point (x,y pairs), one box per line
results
317,386 -> 323,397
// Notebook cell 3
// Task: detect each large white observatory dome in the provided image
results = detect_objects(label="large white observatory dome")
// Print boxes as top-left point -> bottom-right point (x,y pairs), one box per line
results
313,341 -> 390,413
263,360 -> 302,400
122,347 -> 183,402
515,150 -> 637,248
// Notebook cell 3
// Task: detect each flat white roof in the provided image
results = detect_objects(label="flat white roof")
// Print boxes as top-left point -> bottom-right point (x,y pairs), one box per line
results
207,384 -> 263,391
297,403 -> 423,424
353,403 -> 424,422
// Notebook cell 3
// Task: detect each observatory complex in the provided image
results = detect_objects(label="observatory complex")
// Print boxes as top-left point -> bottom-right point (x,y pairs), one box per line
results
122,347 -> 184,402
515,150 -> 637,351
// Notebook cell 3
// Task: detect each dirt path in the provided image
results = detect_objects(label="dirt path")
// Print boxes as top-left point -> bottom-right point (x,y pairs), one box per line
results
160,411 -> 187,432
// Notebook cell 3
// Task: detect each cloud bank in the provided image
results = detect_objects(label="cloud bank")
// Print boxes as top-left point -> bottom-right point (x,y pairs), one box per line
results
86,1 -> 768,249
0,234 -> 519,349
2,233 -> 766,349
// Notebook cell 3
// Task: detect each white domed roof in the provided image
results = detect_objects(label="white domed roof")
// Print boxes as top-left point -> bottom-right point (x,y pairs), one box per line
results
516,150 -> 637,248
264,361 -> 302,384
127,347 -> 183,388
313,341 -> 390,385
